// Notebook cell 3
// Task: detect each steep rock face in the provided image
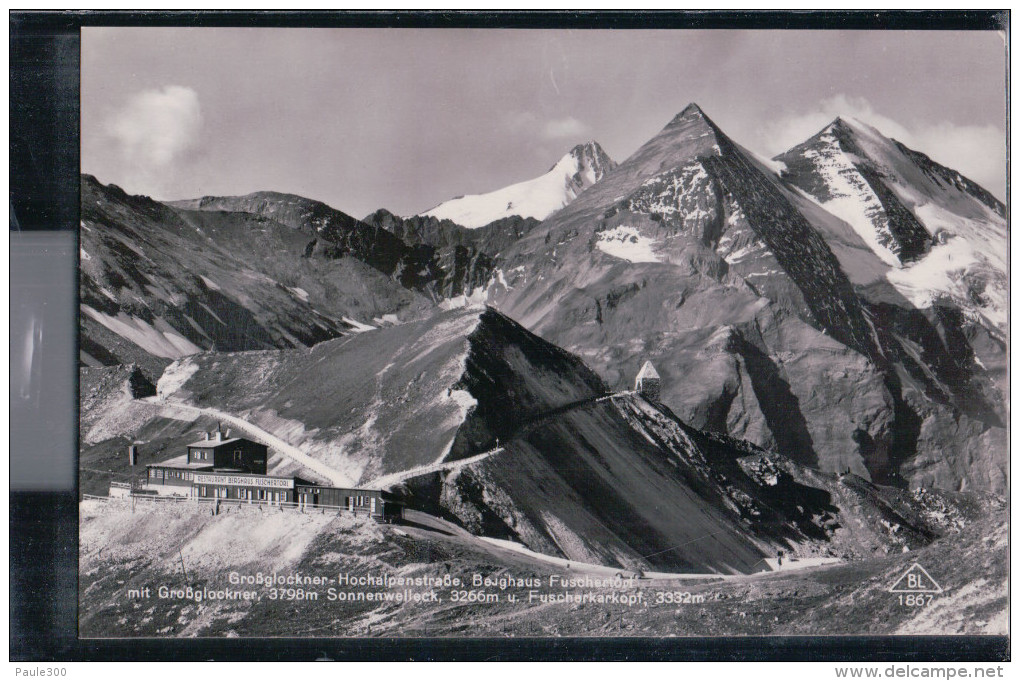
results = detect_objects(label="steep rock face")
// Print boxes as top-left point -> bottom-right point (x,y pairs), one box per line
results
81,176 -> 433,379
486,105 -> 1005,491
170,191 -> 492,300
403,391 -> 971,572
171,191 -> 411,276
363,209 -> 541,256
419,141 -> 617,228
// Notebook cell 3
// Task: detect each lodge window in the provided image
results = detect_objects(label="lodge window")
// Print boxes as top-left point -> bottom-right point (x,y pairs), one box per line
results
258,489 -> 266,500
234,450 -> 243,464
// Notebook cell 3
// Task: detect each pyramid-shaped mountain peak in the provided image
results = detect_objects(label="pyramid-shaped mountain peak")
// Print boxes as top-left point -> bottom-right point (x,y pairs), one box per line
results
655,103 -> 727,151
666,102 -> 712,128
632,103 -> 726,165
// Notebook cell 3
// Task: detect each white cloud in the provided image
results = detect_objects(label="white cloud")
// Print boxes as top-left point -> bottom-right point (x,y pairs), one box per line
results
504,110 -> 538,133
503,111 -> 594,147
541,116 -> 591,140
104,85 -> 202,194
761,95 -> 1005,200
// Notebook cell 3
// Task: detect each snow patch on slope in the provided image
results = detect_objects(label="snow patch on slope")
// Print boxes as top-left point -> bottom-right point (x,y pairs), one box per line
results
439,287 -> 489,310
199,275 -> 221,291
156,358 -> 201,398
342,317 -> 376,333
596,226 -> 661,263
796,128 -> 901,266
83,306 -> 203,358
886,236 -> 1005,329
448,388 -> 478,417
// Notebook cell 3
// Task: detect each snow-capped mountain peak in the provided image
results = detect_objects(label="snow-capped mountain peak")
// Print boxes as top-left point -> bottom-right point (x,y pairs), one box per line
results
418,141 -> 616,229
776,115 -> 1007,331
774,117 -> 932,266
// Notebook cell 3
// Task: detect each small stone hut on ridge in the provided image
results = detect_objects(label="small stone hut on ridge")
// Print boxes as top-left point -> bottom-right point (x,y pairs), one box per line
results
635,361 -> 661,400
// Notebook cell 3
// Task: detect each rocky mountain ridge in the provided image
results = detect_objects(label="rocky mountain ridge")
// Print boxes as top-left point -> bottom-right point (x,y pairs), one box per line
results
485,104 -> 1005,492
82,306 -> 982,573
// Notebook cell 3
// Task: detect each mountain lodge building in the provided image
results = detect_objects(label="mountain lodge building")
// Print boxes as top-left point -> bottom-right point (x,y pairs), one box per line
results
136,427 -> 400,519
186,428 -> 268,473
145,427 -> 268,494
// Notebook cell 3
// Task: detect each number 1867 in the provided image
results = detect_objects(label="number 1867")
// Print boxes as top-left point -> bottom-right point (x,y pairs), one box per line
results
897,594 -> 934,606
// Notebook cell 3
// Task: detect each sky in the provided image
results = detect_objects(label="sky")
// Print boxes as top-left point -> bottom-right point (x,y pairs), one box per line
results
81,28 -> 1007,218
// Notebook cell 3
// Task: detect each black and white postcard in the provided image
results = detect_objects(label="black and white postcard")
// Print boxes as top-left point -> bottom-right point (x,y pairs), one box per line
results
76,23 -> 1008,640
